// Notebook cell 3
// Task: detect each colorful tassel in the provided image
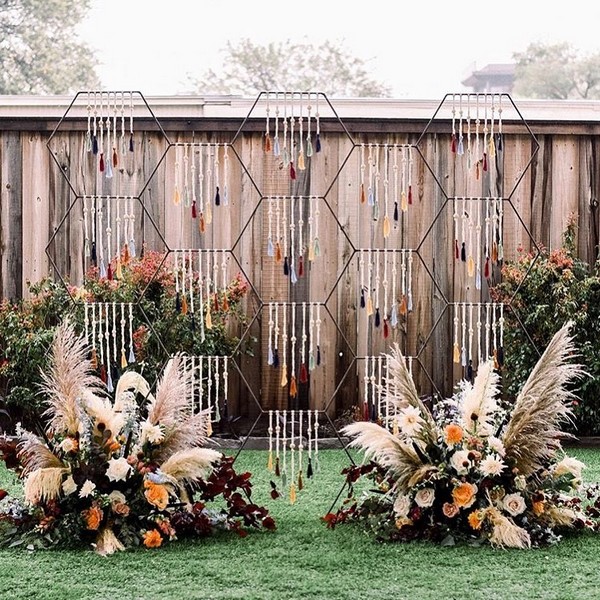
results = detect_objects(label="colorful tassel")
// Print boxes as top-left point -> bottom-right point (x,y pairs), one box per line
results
467,255 -> 475,277
199,213 -> 206,233
383,319 -> 389,339
107,263 -> 113,281
393,202 -> 399,222
264,132 -> 272,153
461,242 -> 466,262
92,136 -> 98,155
316,345 -> 321,366
181,295 -> 188,315
298,472 -> 303,491
290,483 -> 297,504
399,295 -> 407,316
382,215 -> 391,238
408,185 -> 413,205
129,134 -> 134,152
90,347 -> 97,370
483,152 -> 488,172
374,308 -> 381,328
299,362 -> 308,384
484,257 -> 490,279
99,153 -> 105,172
275,242 -> 282,263
116,259 -> 122,280
100,364 -> 107,383
298,150 -> 305,171
91,241 -> 97,264
451,134 -> 457,153
366,295 -> 373,316
289,375 -> 297,398
273,348 -> 279,368
267,238 -> 275,257
267,451 -> 273,471
113,148 -> 118,168
128,346 -> 135,364
175,291 -> 181,313
205,304 -> 212,329
360,288 -> 365,309
280,365 -> 288,387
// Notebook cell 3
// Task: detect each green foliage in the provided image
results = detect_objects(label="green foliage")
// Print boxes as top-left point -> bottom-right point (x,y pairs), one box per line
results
0,251 -> 250,432
513,41 -> 600,99
491,217 -> 600,434
0,0 -> 99,94
188,37 -> 392,98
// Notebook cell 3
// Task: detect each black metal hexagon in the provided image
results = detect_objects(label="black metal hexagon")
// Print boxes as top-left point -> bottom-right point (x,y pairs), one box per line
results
47,90 -> 170,199
231,91 -> 355,199
414,93 -> 539,202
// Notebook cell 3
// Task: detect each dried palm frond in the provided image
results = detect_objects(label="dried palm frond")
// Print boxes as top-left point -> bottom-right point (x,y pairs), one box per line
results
159,447 -> 222,484
461,359 -> 500,435
17,432 -> 65,478
155,408 -> 213,461
146,354 -> 190,430
94,526 -> 125,556
23,467 -> 69,505
342,421 -> 427,493
40,319 -> 105,437
502,321 -> 585,477
486,507 -> 531,549
383,344 -> 436,439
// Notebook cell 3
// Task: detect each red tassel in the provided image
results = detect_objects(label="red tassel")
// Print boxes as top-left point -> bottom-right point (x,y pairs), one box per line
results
290,162 -> 296,180
100,364 -> 107,383
383,319 -> 389,339
451,134 -> 456,153
113,148 -> 118,167
299,362 -> 308,384
484,257 -> 490,279
408,185 -> 413,205
455,239 -> 459,259
99,153 -> 105,172
107,263 -> 113,281
264,132 -> 272,153
289,375 -> 297,398
214,293 -> 219,312
221,294 -> 229,312
483,152 -> 488,172
363,402 -> 370,421
199,213 -> 206,233
298,255 -> 304,277
191,201 -> 197,218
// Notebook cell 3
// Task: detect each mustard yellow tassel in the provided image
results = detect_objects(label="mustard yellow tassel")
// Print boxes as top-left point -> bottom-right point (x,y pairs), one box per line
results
116,258 -> 122,279
382,214 -> 391,238
467,255 -> 475,277
267,451 -> 273,471
280,365 -> 288,387
366,295 -> 374,316
207,420 -> 213,437
120,349 -> 127,369
205,205 -> 213,225
173,186 -> 181,205
297,150 -> 305,171
401,190 -> 408,212
453,342 -> 460,364
290,483 -> 297,504
205,304 -> 212,329
393,418 -> 399,436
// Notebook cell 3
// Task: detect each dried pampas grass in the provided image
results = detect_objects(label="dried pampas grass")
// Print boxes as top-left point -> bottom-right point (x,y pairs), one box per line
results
24,467 -> 69,505
160,447 -> 222,485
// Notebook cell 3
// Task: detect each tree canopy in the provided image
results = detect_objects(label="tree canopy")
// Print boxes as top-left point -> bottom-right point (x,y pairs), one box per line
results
0,0 -> 99,94
187,38 -> 392,98
513,42 -> 600,99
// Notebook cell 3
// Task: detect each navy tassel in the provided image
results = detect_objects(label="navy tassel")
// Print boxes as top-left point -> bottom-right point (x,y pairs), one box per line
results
273,349 -> 279,368
306,457 -> 313,479
283,256 -> 289,276
91,241 -> 97,264
461,242 -> 466,262
215,186 -> 221,206
360,288 -> 365,308
92,135 -> 98,155
316,345 -> 321,366
374,308 -> 381,328
129,134 -> 134,152
315,133 -> 321,152
393,201 -> 399,222
175,291 -> 181,313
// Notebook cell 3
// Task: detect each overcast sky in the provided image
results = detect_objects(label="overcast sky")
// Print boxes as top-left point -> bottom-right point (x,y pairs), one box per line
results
79,0 -> 600,99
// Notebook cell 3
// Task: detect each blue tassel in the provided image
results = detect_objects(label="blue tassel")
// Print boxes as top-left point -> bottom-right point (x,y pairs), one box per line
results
92,135 -> 98,155
390,303 -> 398,327
267,347 -> 274,365
273,348 -> 279,368
290,264 -> 298,284
267,238 -> 275,257
107,368 -> 114,392
394,201 -> 399,221
99,259 -> 107,279
283,257 -> 289,276
128,347 -> 136,364
129,238 -> 136,258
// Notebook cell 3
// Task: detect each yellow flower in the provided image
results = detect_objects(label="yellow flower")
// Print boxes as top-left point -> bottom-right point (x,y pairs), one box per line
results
144,480 -> 169,510
395,517 -> 413,529
444,424 -> 464,446
452,482 -> 478,508
468,510 -> 484,530
142,529 -> 163,548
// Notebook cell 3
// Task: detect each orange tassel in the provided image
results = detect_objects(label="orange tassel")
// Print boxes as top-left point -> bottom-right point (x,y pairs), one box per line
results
360,183 -> 366,204
116,258 -> 122,279
173,187 -> 181,205
120,349 -> 127,369
122,243 -> 130,265
280,365 -> 288,387
289,483 -> 297,504
199,213 -> 206,233
275,241 -> 282,263
205,304 -> 212,329
221,294 -> 229,312
492,242 -> 498,264
181,295 -> 188,315
213,293 -> 219,312
399,295 -> 407,316
289,375 -> 297,398
206,420 -> 213,437
264,132 -> 272,153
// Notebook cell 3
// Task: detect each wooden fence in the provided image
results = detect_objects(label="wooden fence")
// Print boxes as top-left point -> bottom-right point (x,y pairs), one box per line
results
2,94 -> 600,420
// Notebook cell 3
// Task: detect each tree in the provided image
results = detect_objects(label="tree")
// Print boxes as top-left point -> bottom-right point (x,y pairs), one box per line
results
0,0 -> 99,94
187,38 -> 392,98
512,42 -> 600,99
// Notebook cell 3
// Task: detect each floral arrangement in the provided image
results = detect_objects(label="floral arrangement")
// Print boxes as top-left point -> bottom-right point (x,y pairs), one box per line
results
0,320 -> 274,554
324,322 -> 600,548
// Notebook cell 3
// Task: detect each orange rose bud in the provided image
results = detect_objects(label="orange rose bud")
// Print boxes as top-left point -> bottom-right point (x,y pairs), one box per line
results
143,529 -> 163,548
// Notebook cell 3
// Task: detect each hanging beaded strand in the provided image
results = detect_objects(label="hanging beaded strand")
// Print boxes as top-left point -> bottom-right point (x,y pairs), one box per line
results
281,303 -> 288,388
275,408 -> 281,476
300,302 -> 308,384
359,143 -> 366,204
273,92 -> 281,157
315,303 -> 322,366
289,409 -> 296,503
382,145 -> 390,238
306,93 -> 313,158
297,409 -> 304,491
128,302 -> 136,363
289,197 -> 297,284
289,94 -> 296,180
120,302 -> 127,369
264,92 -> 271,153
105,99 -> 113,179
297,92 -> 305,171
308,302 -> 315,371
315,92 -> 321,153
390,249 -> 398,327
289,303 -> 297,398
267,302 -> 275,366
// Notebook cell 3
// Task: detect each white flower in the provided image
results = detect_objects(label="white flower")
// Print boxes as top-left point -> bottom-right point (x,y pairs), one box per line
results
106,457 -> 132,482
79,479 -> 96,498
487,436 -> 506,457
397,406 -> 424,437
62,475 -> 77,496
140,421 -> 165,445
554,456 -> 585,480
450,449 -> 471,475
414,488 -> 435,508
59,437 -> 77,453
479,454 -> 505,477
393,494 -> 411,517
108,490 -> 126,504
503,492 -> 526,516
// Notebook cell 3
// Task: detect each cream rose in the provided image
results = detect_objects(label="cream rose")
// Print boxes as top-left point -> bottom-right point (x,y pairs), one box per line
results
414,487 -> 435,508
106,457 -> 132,482
393,493 -> 411,517
554,456 -> 585,480
503,492 -> 526,517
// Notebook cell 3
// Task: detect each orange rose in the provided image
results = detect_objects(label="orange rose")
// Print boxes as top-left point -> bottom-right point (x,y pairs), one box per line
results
533,501 -> 545,516
468,510 -> 484,530
143,529 -> 163,548
452,482 -> 478,508
82,505 -> 104,530
144,480 -> 169,510
444,424 -> 464,446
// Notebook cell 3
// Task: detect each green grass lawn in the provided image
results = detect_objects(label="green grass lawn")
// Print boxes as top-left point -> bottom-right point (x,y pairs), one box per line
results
2,448 -> 600,600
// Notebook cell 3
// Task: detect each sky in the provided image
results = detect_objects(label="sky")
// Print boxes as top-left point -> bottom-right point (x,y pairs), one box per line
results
79,0 -> 600,99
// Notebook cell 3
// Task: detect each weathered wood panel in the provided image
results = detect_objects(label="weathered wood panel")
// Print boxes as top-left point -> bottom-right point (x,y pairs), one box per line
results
1,113 -> 598,414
